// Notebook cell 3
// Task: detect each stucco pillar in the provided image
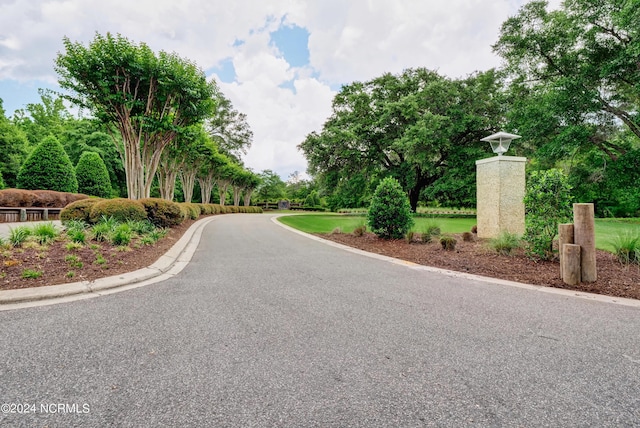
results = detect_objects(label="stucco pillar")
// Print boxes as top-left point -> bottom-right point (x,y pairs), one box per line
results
476,156 -> 526,239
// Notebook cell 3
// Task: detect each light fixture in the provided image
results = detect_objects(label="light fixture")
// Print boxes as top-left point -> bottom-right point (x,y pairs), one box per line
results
481,132 -> 521,156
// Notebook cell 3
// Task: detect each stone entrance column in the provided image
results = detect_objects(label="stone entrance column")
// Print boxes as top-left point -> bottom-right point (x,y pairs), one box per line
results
475,155 -> 526,239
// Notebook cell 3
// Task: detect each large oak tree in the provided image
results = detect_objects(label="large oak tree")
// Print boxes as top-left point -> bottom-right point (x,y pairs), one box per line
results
299,68 -> 505,211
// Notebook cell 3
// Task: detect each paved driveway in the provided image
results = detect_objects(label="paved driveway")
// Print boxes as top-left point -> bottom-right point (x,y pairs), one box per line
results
1,214 -> 638,427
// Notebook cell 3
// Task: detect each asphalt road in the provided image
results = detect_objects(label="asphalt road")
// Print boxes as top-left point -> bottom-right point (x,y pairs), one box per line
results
1,214 -> 639,427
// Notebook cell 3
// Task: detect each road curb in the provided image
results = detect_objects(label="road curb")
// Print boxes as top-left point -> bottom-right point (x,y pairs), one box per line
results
0,216 -> 218,310
272,215 -> 640,309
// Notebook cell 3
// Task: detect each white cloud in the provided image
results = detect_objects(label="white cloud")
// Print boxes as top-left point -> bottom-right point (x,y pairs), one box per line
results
0,0 -> 537,177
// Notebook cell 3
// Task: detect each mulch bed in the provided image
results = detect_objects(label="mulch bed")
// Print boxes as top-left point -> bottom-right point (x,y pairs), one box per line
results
319,232 -> 640,300
1,219 -> 195,291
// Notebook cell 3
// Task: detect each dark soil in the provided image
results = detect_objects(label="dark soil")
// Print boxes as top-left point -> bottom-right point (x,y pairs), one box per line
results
320,231 -> 640,300
1,219 -> 195,291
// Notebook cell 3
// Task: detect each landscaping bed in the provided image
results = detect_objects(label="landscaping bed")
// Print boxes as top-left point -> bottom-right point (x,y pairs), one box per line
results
0,219 -> 194,290
319,231 -> 640,300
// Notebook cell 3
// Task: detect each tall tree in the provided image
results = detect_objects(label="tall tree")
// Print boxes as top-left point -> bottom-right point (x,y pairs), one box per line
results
0,99 -> 28,188
494,0 -> 640,161
299,68 -> 504,211
207,90 -> 253,161
55,32 -> 216,199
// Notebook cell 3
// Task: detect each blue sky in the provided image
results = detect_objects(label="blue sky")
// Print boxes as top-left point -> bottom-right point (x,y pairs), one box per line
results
0,0 -> 553,179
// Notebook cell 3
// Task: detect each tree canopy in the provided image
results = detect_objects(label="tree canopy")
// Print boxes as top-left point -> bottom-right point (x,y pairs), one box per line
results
55,32 -> 217,199
299,68 -> 505,211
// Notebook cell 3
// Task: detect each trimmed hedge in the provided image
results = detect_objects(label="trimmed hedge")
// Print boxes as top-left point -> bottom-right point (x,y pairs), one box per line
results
60,198 -> 104,223
76,152 -> 112,198
138,198 -> 184,228
89,198 -> 147,223
0,189 -> 88,208
179,202 -> 202,220
17,135 -> 78,193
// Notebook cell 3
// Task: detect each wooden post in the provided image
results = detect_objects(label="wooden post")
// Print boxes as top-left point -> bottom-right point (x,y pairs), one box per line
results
558,223 -> 574,279
573,203 -> 597,282
562,244 -> 581,285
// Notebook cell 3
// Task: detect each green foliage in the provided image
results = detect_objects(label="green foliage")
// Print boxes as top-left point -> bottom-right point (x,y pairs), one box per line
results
110,224 -> 133,246
75,151 -> 112,198
89,198 -> 147,224
138,198 -> 184,228
300,68 -> 504,211
609,232 -> 640,265
0,170 -> 4,190
0,100 -> 29,188
32,222 -> 59,245
9,226 -> 32,247
56,32 -> 217,199
490,232 -> 522,255
16,135 -> 78,193
523,169 -> 573,260
179,202 -> 201,220
21,269 -> 43,279
367,177 -> 414,239
65,254 -> 84,269
304,190 -> 321,207
60,198 -> 104,223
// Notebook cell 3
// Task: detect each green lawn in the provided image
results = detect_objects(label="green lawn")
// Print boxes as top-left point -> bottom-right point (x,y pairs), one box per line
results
278,214 -> 640,252
277,214 -> 475,235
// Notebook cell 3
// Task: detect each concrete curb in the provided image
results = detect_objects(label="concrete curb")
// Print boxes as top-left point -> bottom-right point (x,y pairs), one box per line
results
272,215 -> 640,309
0,216 -> 218,310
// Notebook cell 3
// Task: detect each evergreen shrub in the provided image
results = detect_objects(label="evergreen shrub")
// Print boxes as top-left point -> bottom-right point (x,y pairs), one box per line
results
60,198 -> 104,223
75,151 -> 112,198
179,203 -> 201,220
17,135 -> 78,193
367,177 -> 414,239
138,198 -> 183,228
89,198 -> 146,224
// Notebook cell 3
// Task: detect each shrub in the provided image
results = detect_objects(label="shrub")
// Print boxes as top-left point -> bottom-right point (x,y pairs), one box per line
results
0,189 -> 37,207
60,198 -> 104,223
126,219 -> 156,235
0,171 -> 4,190
16,135 -> 78,193
67,229 -> 87,244
405,230 -> 416,243
89,198 -> 146,224
471,225 -> 478,234
9,226 -> 32,247
32,222 -> 59,245
353,225 -> 367,237
31,190 -> 88,208
490,231 -> 522,255
609,232 -> 640,265
423,223 -> 441,237
110,224 -> 133,246
304,191 -> 321,207
523,169 -> 573,260
138,198 -> 183,228
179,202 -> 201,220
75,152 -> 112,198
462,232 -> 474,242
91,222 -> 112,242
440,235 -> 457,251
367,177 -> 414,239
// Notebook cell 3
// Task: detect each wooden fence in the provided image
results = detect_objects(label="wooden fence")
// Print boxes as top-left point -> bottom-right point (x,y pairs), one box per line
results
0,207 -> 62,223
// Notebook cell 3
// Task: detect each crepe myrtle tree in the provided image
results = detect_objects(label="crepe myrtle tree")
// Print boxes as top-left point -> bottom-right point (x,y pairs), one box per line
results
55,32 -> 216,199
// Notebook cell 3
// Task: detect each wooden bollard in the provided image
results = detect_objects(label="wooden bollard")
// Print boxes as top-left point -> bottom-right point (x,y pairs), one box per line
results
558,223 -> 574,279
573,203 -> 597,282
562,244 -> 581,285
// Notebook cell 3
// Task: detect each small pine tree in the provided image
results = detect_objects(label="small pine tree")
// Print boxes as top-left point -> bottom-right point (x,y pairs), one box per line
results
75,151 -> 112,197
367,177 -> 414,239
17,135 -> 78,193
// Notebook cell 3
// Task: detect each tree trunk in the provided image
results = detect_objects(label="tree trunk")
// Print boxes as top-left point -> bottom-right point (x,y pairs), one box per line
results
198,175 -> 214,204
233,185 -> 241,206
179,171 -> 197,203
243,189 -> 253,206
217,180 -> 230,205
